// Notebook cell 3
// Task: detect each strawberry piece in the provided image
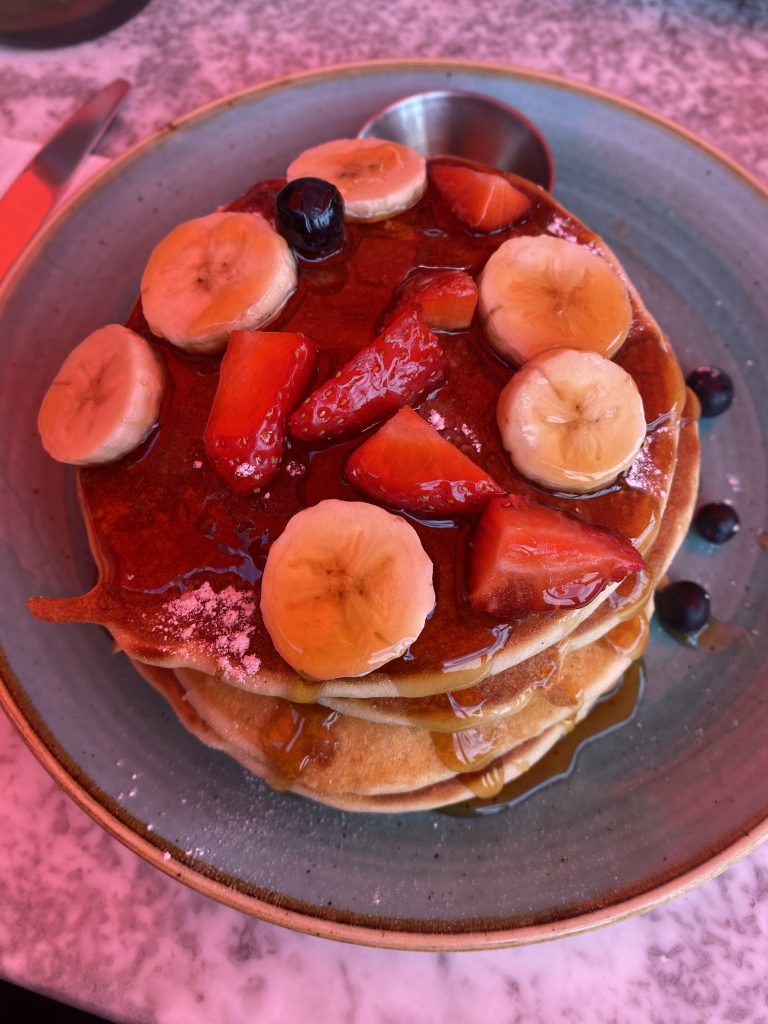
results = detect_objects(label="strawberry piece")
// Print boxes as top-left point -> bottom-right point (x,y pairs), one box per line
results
469,494 -> 645,618
289,308 -> 447,441
204,330 -> 315,494
346,406 -> 503,514
389,269 -> 477,332
431,164 -> 532,233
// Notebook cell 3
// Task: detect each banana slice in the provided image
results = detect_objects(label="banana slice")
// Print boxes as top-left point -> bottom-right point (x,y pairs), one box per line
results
478,234 -> 632,365
38,324 -> 164,466
497,348 -> 647,493
261,499 -> 435,680
141,212 -> 297,353
286,138 -> 427,222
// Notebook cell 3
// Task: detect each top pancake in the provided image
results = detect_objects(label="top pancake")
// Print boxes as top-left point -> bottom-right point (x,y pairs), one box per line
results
30,162 -> 687,701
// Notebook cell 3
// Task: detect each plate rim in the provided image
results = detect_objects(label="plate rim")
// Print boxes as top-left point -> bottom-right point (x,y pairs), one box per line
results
2,57 -> 767,951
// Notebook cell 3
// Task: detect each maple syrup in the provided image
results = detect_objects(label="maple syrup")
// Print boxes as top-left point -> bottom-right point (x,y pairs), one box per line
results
260,702 -> 340,783
442,659 -> 646,815
602,613 -> 649,660
351,646 -> 558,729
681,618 -> 751,653
69,163 -> 684,686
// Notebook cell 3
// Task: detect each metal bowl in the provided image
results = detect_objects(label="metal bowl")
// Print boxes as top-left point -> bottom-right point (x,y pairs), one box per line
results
358,89 -> 554,189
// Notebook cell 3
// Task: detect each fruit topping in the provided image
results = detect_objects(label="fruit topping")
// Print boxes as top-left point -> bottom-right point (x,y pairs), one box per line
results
685,366 -> 733,417
694,501 -> 740,543
260,499 -> 435,679
37,324 -> 164,466
496,348 -> 647,493
346,406 -> 503,515
275,176 -> 345,260
289,308 -> 447,441
468,494 -> 645,618
656,580 -> 710,634
203,330 -> 315,494
140,212 -> 297,353
478,234 -> 632,365
286,138 -> 427,222
431,163 -> 532,232
388,268 -> 477,332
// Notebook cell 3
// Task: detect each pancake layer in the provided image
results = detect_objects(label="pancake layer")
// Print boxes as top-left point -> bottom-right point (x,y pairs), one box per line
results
29,157 -> 700,811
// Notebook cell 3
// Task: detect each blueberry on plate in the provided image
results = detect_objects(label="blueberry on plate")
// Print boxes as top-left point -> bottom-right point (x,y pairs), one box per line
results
656,580 -> 710,634
276,177 -> 345,259
685,366 -> 733,417
694,501 -> 740,543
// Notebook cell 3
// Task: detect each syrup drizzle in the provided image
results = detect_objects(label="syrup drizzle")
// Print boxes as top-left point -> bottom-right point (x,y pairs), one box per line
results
441,659 -> 646,815
670,617 -> 752,653
430,612 -> 649,803
261,702 -> 341,784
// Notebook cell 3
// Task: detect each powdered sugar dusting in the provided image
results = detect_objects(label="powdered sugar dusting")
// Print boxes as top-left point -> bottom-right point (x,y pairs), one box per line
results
222,608 -> 239,628
547,215 -> 578,243
460,423 -> 482,453
428,410 -> 446,431
624,440 -> 665,497
160,582 -> 260,682
285,460 -> 305,477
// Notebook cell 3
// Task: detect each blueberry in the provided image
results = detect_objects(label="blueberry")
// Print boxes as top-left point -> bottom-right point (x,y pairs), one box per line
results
685,366 -> 733,417
656,580 -> 710,634
694,502 -> 740,544
275,177 -> 345,259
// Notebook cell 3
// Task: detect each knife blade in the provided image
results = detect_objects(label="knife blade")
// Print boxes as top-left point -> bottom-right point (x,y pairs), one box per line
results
0,78 -> 130,279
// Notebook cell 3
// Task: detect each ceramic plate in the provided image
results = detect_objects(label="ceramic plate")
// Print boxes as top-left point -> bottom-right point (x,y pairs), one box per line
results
1,61 -> 767,950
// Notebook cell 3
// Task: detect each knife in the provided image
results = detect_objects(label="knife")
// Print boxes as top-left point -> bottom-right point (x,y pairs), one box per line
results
0,78 -> 130,279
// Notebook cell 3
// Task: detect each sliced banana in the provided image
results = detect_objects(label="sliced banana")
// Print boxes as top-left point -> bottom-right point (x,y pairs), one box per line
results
260,499 -> 435,680
141,211 -> 297,353
478,234 -> 632,365
286,137 -> 427,222
497,348 -> 647,493
38,323 -> 164,466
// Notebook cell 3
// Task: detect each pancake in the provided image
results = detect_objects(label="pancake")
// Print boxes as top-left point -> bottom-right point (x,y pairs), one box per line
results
320,407 -> 699,730
131,609 -> 643,813
30,164 -> 688,706
110,390 -> 698,814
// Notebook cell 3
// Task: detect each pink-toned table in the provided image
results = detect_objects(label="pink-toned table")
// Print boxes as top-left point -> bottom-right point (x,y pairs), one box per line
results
2,2 -> 767,1020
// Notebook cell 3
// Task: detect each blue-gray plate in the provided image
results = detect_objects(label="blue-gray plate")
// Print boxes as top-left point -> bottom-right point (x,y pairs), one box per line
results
1,61 -> 767,949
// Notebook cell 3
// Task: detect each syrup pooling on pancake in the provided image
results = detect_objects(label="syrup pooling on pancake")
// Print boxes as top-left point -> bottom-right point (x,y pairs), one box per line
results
29,137 -> 699,812
31,159 -> 685,700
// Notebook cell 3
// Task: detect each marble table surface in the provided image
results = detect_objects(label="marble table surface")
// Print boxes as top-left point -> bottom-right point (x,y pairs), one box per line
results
2,1 -> 768,1020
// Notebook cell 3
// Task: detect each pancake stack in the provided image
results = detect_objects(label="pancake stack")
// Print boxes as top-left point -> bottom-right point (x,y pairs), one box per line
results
31,143 -> 700,812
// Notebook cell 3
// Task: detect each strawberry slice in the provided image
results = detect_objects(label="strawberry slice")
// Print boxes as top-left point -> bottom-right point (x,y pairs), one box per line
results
389,269 -> 477,332
469,494 -> 645,618
346,406 -> 503,514
204,330 -> 315,494
431,164 -> 532,233
289,308 -> 447,441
